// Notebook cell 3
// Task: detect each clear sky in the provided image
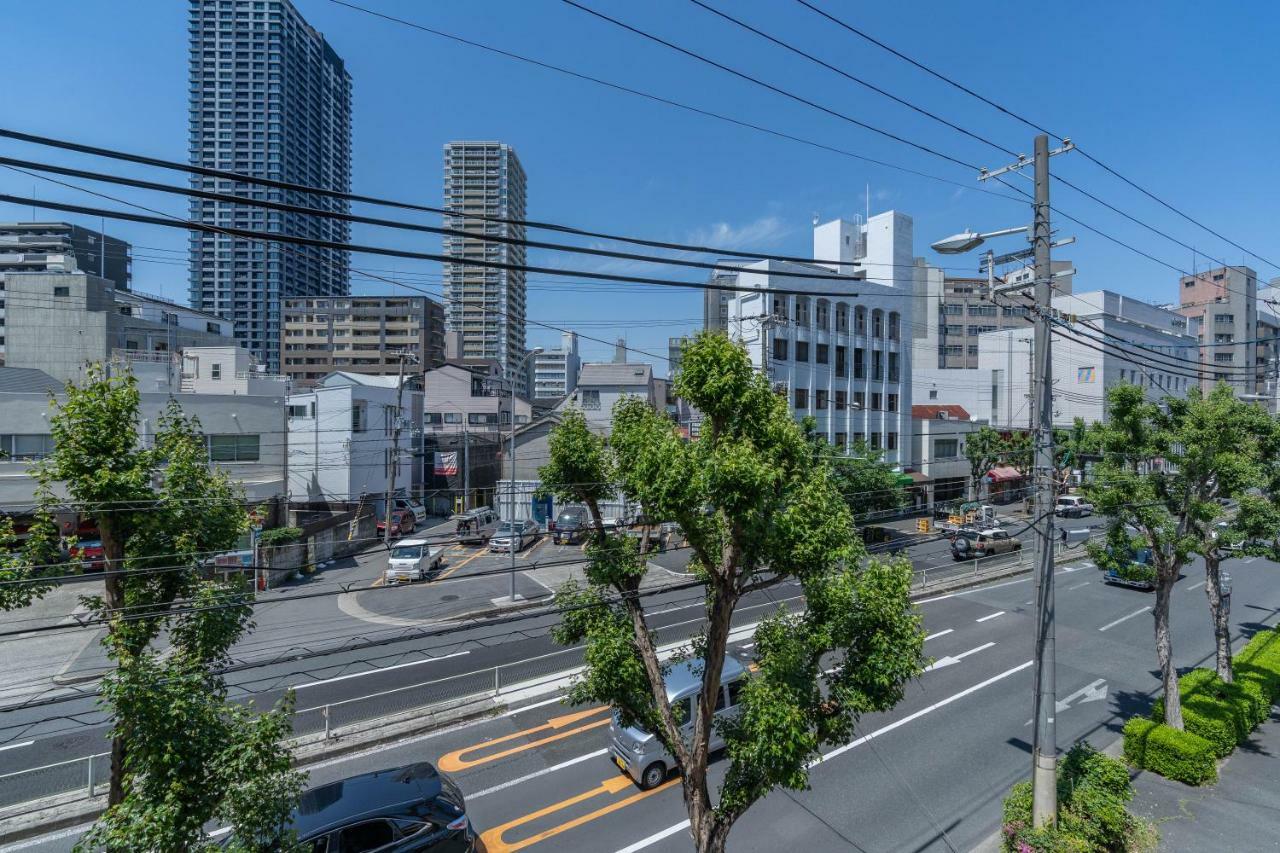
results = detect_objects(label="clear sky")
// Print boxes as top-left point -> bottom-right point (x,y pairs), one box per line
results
2,0 -> 1277,366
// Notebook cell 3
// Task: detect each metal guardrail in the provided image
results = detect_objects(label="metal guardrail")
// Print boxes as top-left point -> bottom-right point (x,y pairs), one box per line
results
0,530 -> 1104,817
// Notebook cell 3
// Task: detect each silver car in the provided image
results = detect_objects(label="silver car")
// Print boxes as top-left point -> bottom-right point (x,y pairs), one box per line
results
609,656 -> 748,790
488,518 -> 540,553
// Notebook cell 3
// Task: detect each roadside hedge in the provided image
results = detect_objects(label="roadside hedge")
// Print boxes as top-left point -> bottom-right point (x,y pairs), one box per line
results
1151,668 -> 1253,757
1122,717 -> 1217,785
1002,742 -> 1154,852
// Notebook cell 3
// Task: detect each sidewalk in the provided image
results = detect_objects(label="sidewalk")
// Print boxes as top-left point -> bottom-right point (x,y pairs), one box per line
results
1127,707 -> 1280,851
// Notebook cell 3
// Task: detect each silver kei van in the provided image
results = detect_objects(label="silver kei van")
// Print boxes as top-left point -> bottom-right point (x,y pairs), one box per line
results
608,656 -> 748,790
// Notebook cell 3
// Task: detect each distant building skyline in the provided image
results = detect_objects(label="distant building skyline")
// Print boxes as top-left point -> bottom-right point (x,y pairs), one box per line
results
187,0 -> 353,373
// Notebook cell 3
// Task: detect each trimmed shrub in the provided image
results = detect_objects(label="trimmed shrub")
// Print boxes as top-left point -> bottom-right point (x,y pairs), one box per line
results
1235,628 -> 1280,708
1152,667 -> 1270,756
1123,717 -> 1216,785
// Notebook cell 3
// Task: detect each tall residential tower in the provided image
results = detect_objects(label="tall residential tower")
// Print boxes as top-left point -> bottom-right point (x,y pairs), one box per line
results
187,0 -> 353,372
442,142 -> 528,395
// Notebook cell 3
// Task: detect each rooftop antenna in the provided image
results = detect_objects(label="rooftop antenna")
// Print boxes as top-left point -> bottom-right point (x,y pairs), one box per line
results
865,182 -> 871,222
812,212 -> 819,227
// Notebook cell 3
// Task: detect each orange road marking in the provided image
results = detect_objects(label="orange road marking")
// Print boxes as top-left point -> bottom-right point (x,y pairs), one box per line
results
437,706 -> 610,772
435,547 -> 487,582
480,773 -> 680,853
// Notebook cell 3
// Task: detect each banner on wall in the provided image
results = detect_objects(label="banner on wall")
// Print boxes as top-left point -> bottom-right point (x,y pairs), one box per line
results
434,451 -> 459,476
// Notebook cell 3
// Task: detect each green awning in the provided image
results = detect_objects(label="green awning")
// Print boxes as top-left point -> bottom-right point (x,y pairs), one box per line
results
895,473 -> 915,487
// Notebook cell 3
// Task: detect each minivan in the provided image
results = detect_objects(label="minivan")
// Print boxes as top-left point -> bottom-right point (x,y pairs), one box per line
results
1054,495 -> 1094,518
452,507 -> 498,545
552,506 -> 590,544
608,656 -> 748,790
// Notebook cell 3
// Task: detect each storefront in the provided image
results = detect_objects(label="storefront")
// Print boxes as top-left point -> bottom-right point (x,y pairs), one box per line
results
984,465 -> 1029,505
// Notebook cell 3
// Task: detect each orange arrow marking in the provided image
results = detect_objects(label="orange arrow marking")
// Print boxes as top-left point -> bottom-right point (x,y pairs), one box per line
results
437,705 -> 611,772
480,773 -> 680,853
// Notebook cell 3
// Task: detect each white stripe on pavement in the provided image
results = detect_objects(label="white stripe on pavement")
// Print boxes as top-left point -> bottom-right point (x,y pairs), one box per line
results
471,749 -> 609,799
1067,581 -> 1090,591
292,650 -> 470,690
976,611 -> 1005,623
1098,607 -> 1152,632
924,629 -> 953,641
612,659 -> 1035,852
1186,581 -> 1205,592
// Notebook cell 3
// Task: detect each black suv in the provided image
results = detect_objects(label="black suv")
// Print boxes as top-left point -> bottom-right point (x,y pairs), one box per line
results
244,763 -> 474,851
552,506 -> 590,544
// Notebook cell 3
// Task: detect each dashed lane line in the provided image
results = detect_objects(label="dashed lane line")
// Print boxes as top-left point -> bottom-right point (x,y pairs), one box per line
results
976,611 -> 1006,623
1098,606 -> 1152,632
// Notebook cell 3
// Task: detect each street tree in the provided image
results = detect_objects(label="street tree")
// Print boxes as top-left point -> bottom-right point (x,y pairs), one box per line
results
963,425 -> 1006,502
540,332 -> 925,853
2,366 -> 302,849
801,420 -> 906,519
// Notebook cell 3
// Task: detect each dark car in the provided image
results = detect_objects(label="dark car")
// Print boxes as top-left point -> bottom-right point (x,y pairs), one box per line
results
222,763 -> 474,851
552,506 -> 590,544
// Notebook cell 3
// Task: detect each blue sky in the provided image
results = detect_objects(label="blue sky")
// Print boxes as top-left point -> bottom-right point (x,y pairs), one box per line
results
3,0 -> 1277,365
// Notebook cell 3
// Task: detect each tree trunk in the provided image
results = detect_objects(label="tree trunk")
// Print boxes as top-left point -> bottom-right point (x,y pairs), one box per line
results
1153,575 -> 1183,729
1204,555 -> 1233,683
98,518 -> 128,807
690,810 -> 733,853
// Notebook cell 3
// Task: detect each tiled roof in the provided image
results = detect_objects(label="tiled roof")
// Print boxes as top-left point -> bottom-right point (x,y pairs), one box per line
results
577,363 -> 652,386
0,367 -> 62,394
911,404 -> 971,420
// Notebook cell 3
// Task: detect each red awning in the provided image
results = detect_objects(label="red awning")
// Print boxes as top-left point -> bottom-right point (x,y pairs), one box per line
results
985,466 -> 1024,483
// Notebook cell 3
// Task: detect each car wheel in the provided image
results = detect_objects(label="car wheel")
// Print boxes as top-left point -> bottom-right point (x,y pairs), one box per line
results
639,761 -> 667,790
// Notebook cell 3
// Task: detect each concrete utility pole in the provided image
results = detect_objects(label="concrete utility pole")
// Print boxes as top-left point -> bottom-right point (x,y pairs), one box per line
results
507,348 -> 543,602
1027,133 -> 1059,828
384,351 -> 413,545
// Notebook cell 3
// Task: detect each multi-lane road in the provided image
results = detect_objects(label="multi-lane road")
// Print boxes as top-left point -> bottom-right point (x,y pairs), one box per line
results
3,525 -> 1277,851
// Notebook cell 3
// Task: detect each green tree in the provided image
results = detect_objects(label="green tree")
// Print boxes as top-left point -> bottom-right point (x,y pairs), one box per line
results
963,425 -> 1007,502
541,333 -> 925,853
800,420 -> 906,519
1,367 -> 302,849
1003,431 -> 1035,481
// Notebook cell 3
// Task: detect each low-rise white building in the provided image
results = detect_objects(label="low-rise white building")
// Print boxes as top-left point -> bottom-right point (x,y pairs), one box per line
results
910,404 -> 984,505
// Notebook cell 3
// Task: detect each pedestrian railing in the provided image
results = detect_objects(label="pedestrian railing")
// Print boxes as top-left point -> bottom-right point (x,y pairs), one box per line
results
0,751 -> 109,812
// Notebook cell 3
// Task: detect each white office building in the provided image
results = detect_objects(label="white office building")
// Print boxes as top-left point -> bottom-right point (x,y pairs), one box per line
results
727,212 -> 915,464
532,331 -> 580,399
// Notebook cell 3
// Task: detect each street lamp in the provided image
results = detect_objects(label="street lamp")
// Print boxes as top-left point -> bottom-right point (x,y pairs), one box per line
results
507,348 -> 543,603
930,225 -> 1029,255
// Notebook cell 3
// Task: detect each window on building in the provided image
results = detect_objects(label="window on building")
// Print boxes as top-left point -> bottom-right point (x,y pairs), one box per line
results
887,393 -> 899,412
772,296 -> 788,320
935,438 -> 959,459
816,343 -> 829,364
888,312 -> 900,341
942,304 -> 963,316
425,412 -> 443,425
853,391 -> 865,409
1184,279 -> 1196,288
286,404 -> 309,418
0,434 -> 55,461
855,307 -> 867,334
581,389 -> 601,410
53,286 -> 70,297
854,431 -> 865,445
1214,352 -> 1234,363
968,345 -> 978,356
815,389 -> 828,410
211,363 -> 222,380
206,321 -> 221,334
351,402 -> 367,433
443,412 -> 462,424
872,310 -> 884,339
887,432 -> 898,451
835,390 -> 847,410
794,388 -> 809,410
835,303 -> 849,332
853,347 -> 865,379
468,412 -> 499,425
206,434 -> 259,462
968,305 -> 997,317
888,352 -> 900,382
772,338 -> 788,361
870,432 -> 882,450
1215,313 -> 1234,324
834,432 -> 847,448
795,298 -> 810,327
795,341 -> 810,362
816,300 -> 829,330
872,350 -> 883,380
870,392 -> 882,410
835,345 -> 847,377
929,389 -> 938,399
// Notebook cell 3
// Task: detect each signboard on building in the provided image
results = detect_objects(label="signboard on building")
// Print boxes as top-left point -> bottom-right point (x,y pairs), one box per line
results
1077,366 -> 1096,384
434,451 -> 459,476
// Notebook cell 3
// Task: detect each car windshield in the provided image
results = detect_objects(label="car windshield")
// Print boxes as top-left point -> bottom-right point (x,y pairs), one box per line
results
495,523 -> 518,534
390,545 -> 422,560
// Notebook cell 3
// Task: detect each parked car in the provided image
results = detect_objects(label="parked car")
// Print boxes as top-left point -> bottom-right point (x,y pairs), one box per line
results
377,509 -> 415,539
609,656 -> 749,790
1054,495 -> 1094,518
488,519 -> 540,553
951,527 -> 1022,561
219,762 -> 473,851
1101,545 -> 1156,591
552,506 -> 590,544
70,539 -> 105,572
452,507 -> 499,545
394,497 -> 429,526
385,539 -> 445,584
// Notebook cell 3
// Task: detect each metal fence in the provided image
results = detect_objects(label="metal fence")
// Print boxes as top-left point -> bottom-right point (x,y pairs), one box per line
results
0,751 -> 109,812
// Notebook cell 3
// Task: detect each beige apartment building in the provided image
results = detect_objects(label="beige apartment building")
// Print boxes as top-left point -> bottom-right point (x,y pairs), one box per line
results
281,296 -> 446,388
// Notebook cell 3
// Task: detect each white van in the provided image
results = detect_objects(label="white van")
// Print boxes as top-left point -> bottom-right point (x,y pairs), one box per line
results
608,656 -> 748,790
384,539 -> 444,584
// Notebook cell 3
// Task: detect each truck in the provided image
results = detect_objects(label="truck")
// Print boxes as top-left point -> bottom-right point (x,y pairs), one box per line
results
383,538 -> 445,584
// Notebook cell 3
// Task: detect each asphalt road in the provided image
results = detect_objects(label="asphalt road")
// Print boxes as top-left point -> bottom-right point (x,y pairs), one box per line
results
6,542 -> 1278,852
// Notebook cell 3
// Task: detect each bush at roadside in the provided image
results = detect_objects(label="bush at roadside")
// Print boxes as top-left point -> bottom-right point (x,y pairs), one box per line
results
1122,718 -> 1216,785
1002,742 -> 1156,852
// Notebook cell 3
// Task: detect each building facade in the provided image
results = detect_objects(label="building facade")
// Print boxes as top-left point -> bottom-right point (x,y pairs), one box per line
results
4,272 -> 236,383
281,295 -> 445,387
910,404 -> 983,505
978,290 -> 1198,428
442,142 -> 528,394
0,222 -> 132,363
187,0 -> 353,373
1176,266 -> 1260,395
532,331 -> 579,399
726,213 -> 915,465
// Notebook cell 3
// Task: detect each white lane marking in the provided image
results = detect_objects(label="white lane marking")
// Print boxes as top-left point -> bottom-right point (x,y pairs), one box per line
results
0,740 -> 34,754
741,643 -> 755,649
470,749 -> 609,799
614,822 -> 691,853
0,822 -> 96,851
923,642 -> 996,672
924,629 -> 953,642
292,650 -> 470,690
501,695 -> 566,717
1067,581 -> 1090,591
976,611 -> 1006,623
1243,557 -> 1258,564
1098,606 -> 1152,632
811,660 -> 1033,766
608,662 -> 1041,853
1186,581 -> 1205,592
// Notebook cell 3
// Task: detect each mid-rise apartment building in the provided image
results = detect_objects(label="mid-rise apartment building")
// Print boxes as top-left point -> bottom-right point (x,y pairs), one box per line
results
281,295 -> 446,387
0,222 -> 132,362
727,212 -> 915,465
532,331 -> 579,399
442,141 -> 528,394
1176,266 -> 1261,396
187,0 -> 354,373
